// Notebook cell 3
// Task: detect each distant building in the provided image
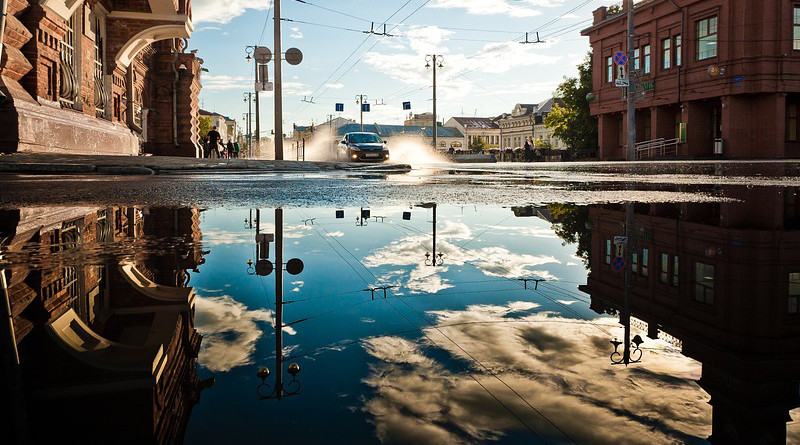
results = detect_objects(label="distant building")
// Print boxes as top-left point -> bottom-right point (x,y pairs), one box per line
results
0,0 -> 202,157
582,0 -> 800,159
445,117 -> 501,150
335,123 -> 464,151
404,112 -> 435,127
498,99 -> 566,150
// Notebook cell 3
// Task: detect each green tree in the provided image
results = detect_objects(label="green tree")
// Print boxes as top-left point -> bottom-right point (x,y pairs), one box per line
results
544,54 -> 598,157
198,116 -> 212,141
469,136 -> 486,152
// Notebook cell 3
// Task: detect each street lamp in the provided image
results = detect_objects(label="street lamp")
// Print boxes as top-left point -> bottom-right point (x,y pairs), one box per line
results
610,334 -> 644,365
425,55 -> 444,151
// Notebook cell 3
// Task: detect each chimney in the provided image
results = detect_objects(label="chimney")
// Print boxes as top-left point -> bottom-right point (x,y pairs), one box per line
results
593,6 -> 608,24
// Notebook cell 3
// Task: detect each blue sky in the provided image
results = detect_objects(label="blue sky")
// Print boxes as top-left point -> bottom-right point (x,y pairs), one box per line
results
189,0 -> 607,136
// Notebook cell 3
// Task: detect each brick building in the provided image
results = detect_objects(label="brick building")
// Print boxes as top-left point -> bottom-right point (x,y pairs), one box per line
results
582,0 -> 800,159
0,0 -> 203,157
582,185 -> 800,443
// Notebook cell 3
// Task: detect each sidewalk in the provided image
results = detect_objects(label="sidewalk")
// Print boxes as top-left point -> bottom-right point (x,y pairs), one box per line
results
0,153 -> 411,175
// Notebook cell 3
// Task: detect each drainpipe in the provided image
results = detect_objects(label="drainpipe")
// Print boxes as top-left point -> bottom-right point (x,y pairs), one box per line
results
667,0 -> 684,104
171,40 -> 179,148
0,0 -> 8,103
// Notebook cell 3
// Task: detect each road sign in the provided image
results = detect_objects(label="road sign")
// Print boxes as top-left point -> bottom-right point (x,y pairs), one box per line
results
335,103 -> 344,112
254,46 -> 272,63
285,48 -> 303,65
611,256 -> 626,273
362,103 -> 371,112
614,51 -> 628,66
614,236 -> 628,245
403,101 -> 411,110
615,79 -> 630,88
255,81 -> 273,92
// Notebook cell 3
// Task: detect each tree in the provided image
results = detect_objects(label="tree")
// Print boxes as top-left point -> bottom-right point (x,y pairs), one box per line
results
198,116 -> 212,141
544,54 -> 598,157
469,136 -> 486,152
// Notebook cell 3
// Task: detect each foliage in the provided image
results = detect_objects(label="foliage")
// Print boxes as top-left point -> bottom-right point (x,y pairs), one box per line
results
199,116 -> 212,141
544,54 -> 598,156
468,137 -> 486,152
547,203 -> 591,266
607,4 -> 622,14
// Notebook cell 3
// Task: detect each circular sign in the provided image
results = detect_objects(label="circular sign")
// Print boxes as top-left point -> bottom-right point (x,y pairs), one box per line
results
707,65 -> 726,78
254,46 -> 272,63
613,51 -> 628,66
255,260 -> 274,276
285,48 -> 303,66
286,258 -> 305,275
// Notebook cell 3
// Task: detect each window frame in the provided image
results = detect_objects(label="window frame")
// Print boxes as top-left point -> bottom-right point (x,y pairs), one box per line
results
788,95 -> 799,142
659,253 -> 669,284
675,34 -> 682,66
643,44 -> 651,74
693,262 -> 715,305
641,248 -> 649,277
607,56 -> 614,83
696,16 -> 718,61
794,6 -> 800,51
662,38 -> 671,70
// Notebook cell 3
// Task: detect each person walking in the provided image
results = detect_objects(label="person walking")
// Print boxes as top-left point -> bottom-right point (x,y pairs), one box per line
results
207,126 -> 222,158
227,140 -> 235,159
233,141 -> 241,158
524,137 -> 533,162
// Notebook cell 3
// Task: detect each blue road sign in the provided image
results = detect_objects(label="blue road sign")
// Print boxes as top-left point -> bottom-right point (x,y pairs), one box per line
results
335,103 -> 344,112
403,101 -> 411,110
362,103 -> 371,112
611,256 -> 626,273
614,51 -> 627,66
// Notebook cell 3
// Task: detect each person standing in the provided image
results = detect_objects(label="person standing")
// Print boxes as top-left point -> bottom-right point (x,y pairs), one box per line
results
524,137 -> 533,162
207,126 -> 222,158
227,140 -> 235,159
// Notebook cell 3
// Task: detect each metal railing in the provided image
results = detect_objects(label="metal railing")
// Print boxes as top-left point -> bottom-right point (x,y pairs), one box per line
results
634,137 -> 679,160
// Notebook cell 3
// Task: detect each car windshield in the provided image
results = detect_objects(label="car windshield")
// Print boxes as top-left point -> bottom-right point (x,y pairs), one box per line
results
349,133 -> 382,144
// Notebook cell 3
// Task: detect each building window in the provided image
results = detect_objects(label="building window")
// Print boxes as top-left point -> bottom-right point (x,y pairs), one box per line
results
672,256 -> 679,286
697,16 -> 718,60
632,252 -> 639,273
788,95 -> 799,142
643,44 -> 651,74
662,39 -> 671,69
641,248 -> 649,277
660,253 -> 669,283
633,47 -> 640,71
693,262 -> 714,304
794,7 -> 800,50
605,239 -> 611,264
607,56 -> 613,83
790,272 -> 800,314
675,35 -> 682,66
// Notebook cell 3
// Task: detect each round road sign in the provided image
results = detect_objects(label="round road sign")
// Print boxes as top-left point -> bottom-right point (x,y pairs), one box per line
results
285,48 -> 303,66
613,51 -> 627,66
254,46 -> 272,63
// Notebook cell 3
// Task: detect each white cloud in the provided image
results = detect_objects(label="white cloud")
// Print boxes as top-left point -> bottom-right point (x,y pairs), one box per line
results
290,27 -> 304,39
325,83 -> 345,90
428,0 -> 567,18
193,0 -> 271,24
194,296 -> 271,372
201,74 -> 250,92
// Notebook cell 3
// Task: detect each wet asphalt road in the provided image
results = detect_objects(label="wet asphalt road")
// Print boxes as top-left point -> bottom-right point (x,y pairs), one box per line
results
1,160 -> 798,208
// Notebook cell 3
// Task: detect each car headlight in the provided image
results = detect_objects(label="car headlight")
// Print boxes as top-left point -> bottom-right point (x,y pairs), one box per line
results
351,154 -> 358,159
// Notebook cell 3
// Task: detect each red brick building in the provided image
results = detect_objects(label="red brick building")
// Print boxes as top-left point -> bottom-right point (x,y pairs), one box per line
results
582,0 -> 800,159
582,185 -> 800,443
0,0 -> 202,156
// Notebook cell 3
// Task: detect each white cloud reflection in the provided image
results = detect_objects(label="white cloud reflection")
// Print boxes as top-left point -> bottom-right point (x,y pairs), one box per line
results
361,302 -> 711,444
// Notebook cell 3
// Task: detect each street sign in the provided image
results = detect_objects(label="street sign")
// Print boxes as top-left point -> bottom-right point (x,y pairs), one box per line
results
335,103 -> 344,112
255,81 -> 274,92
403,101 -> 411,110
615,79 -> 630,88
614,51 -> 628,66
614,236 -> 628,245
611,256 -> 626,273
254,46 -> 272,63
285,48 -> 303,65
362,103 -> 371,112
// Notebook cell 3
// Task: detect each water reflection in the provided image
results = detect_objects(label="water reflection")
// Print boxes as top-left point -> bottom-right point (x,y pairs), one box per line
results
1,193 -> 798,444
0,207 -> 210,444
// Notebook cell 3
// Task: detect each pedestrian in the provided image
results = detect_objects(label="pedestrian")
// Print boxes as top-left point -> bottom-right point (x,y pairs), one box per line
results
232,141 -> 241,158
227,140 -> 235,159
524,137 -> 533,162
207,126 -> 221,158
506,148 -> 514,162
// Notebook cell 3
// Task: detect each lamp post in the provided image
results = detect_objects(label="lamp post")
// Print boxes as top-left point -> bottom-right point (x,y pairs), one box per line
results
356,95 -> 368,132
409,203 -> 444,267
243,92 -> 254,158
425,55 -> 444,151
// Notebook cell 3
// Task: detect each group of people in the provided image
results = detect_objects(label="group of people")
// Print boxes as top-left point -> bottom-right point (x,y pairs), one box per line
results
203,126 -> 240,159
497,137 -> 541,162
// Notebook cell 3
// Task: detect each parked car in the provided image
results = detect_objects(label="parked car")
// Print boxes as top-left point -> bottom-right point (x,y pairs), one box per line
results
337,132 -> 390,162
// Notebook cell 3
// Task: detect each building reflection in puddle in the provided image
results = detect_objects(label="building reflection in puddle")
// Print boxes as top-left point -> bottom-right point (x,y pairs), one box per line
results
0,207 -> 211,444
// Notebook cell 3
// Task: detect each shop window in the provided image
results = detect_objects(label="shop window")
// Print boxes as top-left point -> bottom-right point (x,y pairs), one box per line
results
632,252 -> 639,273
693,262 -> 714,304
794,7 -> 800,50
697,17 -> 718,60
641,248 -> 649,277
790,272 -> 800,315
643,44 -> 651,74
660,253 -> 669,283
675,35 -> 682,66
662,39 -> 671,69
633,47 -> 640,71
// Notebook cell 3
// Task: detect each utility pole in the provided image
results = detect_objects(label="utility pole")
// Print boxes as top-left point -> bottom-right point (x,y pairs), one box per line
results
255,50 -> 260,156
243,92 -> 253,158
274,0 -> 284,160
425,55 -> 444,150
356,95 -> 368,132
626,0 -> 636,161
